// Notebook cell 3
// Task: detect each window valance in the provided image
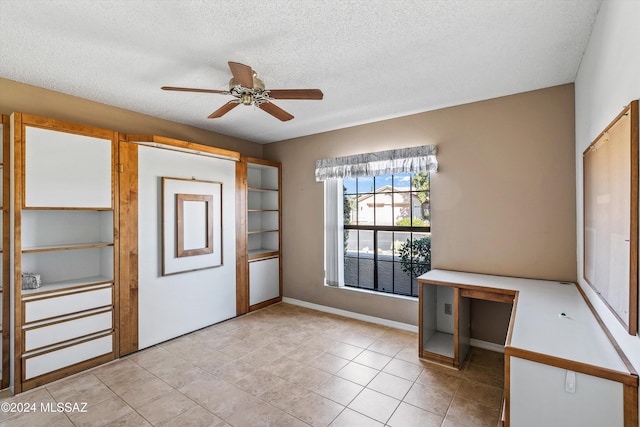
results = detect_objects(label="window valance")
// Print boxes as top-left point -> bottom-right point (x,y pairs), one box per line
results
315,145 -> 438,181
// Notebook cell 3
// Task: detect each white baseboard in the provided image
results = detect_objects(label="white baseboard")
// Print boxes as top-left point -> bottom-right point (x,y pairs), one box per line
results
282,298 -> 505,353
282,297 -> 418,332
470,338 -> 505,353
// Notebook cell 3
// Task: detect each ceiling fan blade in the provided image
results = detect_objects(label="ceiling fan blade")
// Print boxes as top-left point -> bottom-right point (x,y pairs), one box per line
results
259,102 -> 294,121
161,86 -> 227,94
208,101 -> 239,119
228,61 -> 254,88
268,89 -> 324,100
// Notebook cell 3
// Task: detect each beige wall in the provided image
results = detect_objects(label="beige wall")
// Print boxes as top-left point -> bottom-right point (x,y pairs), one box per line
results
0,78 -> 263,158
264,84 -> 577,327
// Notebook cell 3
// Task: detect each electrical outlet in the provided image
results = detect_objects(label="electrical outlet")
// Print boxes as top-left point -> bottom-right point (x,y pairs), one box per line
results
444,303 -> 452,315
565,370 -> 576,393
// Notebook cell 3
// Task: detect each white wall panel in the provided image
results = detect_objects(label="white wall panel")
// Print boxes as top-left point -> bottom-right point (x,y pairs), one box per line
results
510,357 -> 623,427
137,146 -> 236,348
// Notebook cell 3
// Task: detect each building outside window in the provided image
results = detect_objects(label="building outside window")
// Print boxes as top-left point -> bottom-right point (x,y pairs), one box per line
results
342,172 -> 431,297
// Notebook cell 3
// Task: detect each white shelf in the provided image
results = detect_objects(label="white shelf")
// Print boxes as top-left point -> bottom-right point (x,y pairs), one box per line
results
21,276 -> 113,297
423,331 -> 454,358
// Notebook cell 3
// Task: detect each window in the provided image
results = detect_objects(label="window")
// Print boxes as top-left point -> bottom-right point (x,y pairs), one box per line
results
316,144 -> 437,297
342,172 -> 430,297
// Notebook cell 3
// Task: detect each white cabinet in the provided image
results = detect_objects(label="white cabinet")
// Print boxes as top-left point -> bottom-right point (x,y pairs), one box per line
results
249,257 -> 280,306
13,113 -> 118,392
509,357 -> 624,427
418,270 -> 637,427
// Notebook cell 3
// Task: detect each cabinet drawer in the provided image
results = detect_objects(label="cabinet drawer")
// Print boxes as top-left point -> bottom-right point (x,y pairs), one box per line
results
24,286 -> 112,324
24,310 -> 112,352
23,334 -> 113,380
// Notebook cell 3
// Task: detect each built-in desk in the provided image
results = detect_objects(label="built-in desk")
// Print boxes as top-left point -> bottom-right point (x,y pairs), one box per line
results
417,269 -> 638,427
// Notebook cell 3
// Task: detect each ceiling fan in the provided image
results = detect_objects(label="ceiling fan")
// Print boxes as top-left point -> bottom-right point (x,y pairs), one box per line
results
161,61 -> 323,121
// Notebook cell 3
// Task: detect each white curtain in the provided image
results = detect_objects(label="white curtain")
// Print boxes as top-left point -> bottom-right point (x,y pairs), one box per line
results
324,179 -> 344,286
315,145 -> 438,181
318,145 -> 438,287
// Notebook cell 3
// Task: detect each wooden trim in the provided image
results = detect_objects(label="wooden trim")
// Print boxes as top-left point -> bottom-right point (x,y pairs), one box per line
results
504,355 -> 511,427
244,156 -> 280,167
418,281 -> 424,361
118,141 -> 139,356
277,161 -> 283,302
459,288 -> 515,304
21,280 -> 113,300
122,134 -> 241,161
176,194 -> 214,257
249,296 -> 282,312
419,350 -> 456,368
504,292 -> 519,347
236,160 -> 249,315
418,277 -> 517,297
453,287 -> 460,368
12,112 -> 24,394
629,99 -> 639,335
505,346 -> 638,387
21,206 -> 114,211
20,114 -> 114,139
22,282 -> 113,303
624,384 -> 639,427
1,115 -> 10,389
22,242 -> 114,253
575,282 -> 638,376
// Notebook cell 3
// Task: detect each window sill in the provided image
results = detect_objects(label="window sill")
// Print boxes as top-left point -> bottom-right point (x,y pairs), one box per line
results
323,283 -> 417,301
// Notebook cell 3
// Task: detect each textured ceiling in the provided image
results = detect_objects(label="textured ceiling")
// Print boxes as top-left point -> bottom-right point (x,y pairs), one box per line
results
0,0 -> 602,144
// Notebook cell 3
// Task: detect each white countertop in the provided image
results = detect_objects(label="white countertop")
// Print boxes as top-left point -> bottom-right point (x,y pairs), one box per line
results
418,269 -> 630,373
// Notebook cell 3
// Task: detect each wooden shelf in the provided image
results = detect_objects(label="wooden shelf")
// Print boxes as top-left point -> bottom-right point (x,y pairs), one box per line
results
22,242 -> 113,253
248,229 -> 279,235
248,187 -> 278,192
21,276 -> 113,297
248,249 -> 279,259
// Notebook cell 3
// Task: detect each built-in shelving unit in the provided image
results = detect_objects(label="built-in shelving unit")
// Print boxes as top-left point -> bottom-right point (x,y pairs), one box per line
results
419,283 -> 469,368
247,163 -> 280,261
237,157 -> 282,313
12,113 -> 118,392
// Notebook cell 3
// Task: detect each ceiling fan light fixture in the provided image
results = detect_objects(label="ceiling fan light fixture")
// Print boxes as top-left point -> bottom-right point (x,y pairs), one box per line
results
241,94 -> 253,105
162,61 -> 322,121
228,74 -> 265,91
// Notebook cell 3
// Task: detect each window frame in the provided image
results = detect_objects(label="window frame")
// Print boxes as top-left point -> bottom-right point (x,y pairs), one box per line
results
341,173 -> 431,297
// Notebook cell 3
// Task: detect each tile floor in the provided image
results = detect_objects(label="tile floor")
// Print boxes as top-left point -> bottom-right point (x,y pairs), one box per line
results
0,303 -> 504,426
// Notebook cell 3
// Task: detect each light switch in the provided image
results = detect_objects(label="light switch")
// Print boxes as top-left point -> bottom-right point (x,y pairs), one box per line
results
565,370 -> 576,393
